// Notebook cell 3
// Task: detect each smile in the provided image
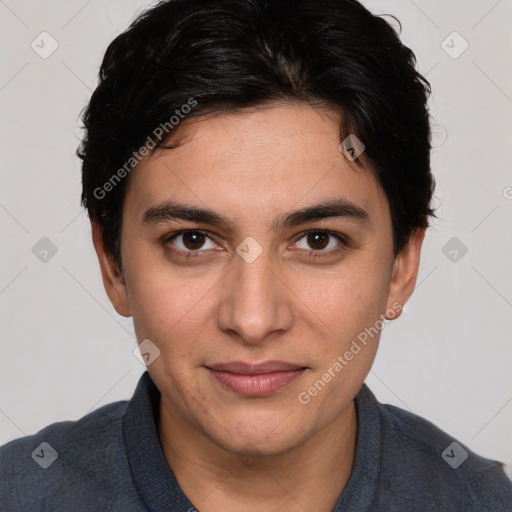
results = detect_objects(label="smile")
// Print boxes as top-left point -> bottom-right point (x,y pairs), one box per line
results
205,361 -> 307,397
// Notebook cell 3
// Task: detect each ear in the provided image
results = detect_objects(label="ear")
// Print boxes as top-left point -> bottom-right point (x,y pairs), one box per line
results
91,220 -> 131,318
384,227 -> 426,320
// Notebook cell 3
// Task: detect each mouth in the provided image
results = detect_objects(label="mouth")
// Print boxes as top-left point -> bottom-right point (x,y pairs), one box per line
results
205,361 -> 307,397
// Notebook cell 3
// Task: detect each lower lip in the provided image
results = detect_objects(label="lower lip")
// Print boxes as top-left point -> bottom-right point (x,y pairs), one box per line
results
207,368 -> 305,397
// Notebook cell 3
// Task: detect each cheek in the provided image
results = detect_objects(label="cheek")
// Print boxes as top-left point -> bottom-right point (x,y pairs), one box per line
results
299,263 -> 390,344
295,268 -> 387,420
124,259 -> 226,370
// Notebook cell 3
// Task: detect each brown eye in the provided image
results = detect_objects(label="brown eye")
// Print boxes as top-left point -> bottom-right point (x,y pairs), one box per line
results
306,232 -> 330,250
294,230 -> 346,253
167,230 -> 217,252
182,232 -> 206,250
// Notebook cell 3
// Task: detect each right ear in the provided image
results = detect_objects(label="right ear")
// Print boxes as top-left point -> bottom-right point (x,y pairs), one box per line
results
91,220 -> 132,317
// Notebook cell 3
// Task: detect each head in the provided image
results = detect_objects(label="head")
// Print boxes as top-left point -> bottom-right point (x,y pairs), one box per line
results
79,0 -> 435,456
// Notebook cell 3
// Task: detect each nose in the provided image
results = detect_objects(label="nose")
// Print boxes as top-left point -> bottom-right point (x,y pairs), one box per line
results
216,247 -> 294,346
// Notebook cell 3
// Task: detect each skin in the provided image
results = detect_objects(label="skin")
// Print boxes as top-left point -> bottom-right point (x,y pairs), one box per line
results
92,102 -> 425,511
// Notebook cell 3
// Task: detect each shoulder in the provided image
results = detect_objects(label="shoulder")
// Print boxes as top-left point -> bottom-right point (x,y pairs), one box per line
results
0,400 -> 133,511
0,399 -> 128,475
374,396 -> 512,511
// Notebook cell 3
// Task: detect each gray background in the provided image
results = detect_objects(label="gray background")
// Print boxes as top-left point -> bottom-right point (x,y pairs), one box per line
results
1,0 -> 511,466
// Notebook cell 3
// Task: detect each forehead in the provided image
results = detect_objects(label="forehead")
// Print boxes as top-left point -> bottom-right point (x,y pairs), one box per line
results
123,103 -> 389,227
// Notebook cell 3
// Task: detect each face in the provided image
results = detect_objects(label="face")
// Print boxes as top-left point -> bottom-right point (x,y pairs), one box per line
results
94,102 -> 423,456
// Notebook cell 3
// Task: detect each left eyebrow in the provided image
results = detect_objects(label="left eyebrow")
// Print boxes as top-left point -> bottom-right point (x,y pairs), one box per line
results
274,199 -> 370,229
141,198 -> 370,231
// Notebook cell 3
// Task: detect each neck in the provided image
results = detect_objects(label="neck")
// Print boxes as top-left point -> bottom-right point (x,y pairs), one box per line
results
158,398 -> 358,512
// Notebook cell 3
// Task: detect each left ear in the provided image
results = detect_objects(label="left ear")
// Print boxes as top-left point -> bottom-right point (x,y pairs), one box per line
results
384,227 -> 426,320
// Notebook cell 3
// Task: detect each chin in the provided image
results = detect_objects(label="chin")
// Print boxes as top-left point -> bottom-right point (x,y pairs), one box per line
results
207,412 -> 308,458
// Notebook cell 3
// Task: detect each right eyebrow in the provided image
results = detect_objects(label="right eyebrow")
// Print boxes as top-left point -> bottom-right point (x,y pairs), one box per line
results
141,200 -> 237,231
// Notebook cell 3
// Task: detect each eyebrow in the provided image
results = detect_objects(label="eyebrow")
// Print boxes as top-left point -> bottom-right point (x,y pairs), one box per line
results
141,199 -> 369,231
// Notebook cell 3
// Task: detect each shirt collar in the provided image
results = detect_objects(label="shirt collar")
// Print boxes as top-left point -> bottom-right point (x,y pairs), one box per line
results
123,371 -> 196,511
332,383 -> 381,511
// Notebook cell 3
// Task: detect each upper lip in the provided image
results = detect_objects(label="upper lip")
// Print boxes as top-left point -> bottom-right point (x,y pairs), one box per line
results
206,361 -> 305,374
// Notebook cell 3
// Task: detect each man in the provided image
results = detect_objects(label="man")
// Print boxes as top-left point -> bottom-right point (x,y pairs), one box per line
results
1,0 -> 511,510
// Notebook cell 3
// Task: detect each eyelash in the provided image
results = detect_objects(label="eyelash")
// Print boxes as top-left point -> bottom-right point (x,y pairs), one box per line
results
163,229 -> 349,260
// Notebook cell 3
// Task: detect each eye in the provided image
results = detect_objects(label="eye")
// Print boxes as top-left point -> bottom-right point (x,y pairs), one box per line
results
293,230 -> 347,254
166,230 -> 218,253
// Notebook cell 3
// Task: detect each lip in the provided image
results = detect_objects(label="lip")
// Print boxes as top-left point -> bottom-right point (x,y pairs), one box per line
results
206,361 -> 306,397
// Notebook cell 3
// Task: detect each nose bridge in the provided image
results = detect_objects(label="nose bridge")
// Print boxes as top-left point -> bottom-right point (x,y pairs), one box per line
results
237,251 -> 275,303
216,246 -> 292,344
